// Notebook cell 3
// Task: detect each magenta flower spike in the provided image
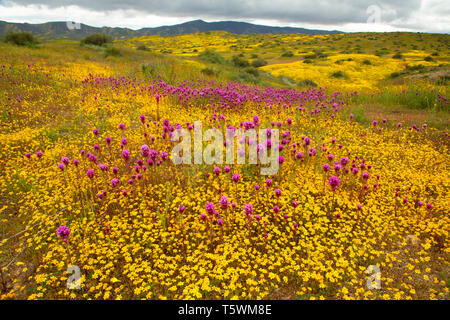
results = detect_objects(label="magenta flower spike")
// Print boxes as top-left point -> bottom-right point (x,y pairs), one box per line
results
275,189 -> 282,197
122,149 -> 130,162
328,176 -> 340,191
56,225 -> 70,242
219,196 -> 229,210
244,204 -> 254,216
86,170 -> 95,178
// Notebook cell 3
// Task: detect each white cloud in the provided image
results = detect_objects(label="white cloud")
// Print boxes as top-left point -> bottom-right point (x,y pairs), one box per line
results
0,2 -> 192,28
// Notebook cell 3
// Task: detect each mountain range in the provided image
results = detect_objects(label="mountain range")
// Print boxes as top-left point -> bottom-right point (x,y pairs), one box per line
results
0,19 -> 342,39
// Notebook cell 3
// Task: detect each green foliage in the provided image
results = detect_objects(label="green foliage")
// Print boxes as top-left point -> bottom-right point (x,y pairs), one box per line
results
278,75 -> 297,86
297,79 -> 318,87
362,59 -> 372,65
232,69 -> 260,84
392,53 -> 403,59
141,63 -> 157,77
349,82 -> 449,112
251,58 -> 268,68
424,56 -> 434,62
139,54 -> 202,84
304,52 -> 328,60
389,71 -> 404,79
80,34 -> 112,46
281,51 -> 294,58
137,45 -> 149,51
335,58 -> 353,64
436,75 -> 450,86
343,106 -> 368,125
201,67 -> 216,76
389,64 -> 426,79
244,67 -> 259,77
375,50 -> 389,57
406,64 -> 425,72
4,32 -> 37,47
103,47 -> 122,57
198,49 -> 226,64
231,55 -> 250,68
330,71 -> 348,79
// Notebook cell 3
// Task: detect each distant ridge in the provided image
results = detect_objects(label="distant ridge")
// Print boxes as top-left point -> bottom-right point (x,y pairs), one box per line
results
0,19 -> 343,40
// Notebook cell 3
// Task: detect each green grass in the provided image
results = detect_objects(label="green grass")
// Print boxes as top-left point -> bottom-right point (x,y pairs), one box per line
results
103,46 -> 122,58
349,80 -> 450,113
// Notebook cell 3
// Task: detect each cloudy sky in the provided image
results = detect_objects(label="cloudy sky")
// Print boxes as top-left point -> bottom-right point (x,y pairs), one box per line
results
0,0 -> 448,33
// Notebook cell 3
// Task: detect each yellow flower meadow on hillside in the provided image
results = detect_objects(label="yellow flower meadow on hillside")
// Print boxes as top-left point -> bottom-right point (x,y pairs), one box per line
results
123,31 -> 449,93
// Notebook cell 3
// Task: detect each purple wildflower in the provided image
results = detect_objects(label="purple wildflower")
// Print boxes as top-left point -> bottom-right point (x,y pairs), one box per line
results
56,225 -> 70,242
328,176 -> 340,191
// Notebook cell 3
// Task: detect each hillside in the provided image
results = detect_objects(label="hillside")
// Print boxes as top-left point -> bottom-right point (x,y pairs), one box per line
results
0,19 -> 342,40
124,31 -> 450,95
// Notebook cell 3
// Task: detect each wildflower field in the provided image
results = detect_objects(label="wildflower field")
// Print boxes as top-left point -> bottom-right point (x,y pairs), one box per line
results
0,32 -> 449,300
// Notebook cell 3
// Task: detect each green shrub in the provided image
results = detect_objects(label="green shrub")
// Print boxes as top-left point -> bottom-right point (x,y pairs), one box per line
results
389,71 -> 404,79
281,51 -> 294,58
424,56 -> 434,62
297,79 -> 317,87
231,55 -> 250,68
362,59 -> 372,65
137,45 -> 148,51
278,75 -> 297,86
392,53 -> 403,59
251,59 -> 268,68
436,75 -> 449,85
330,71 -> 348,79
103,47 -> 122,57
201,68 -> 216,76
304,52 -> 328,59
232,71 -> 259,84
4,32 -> 37,47
406,64 -> 425,71
244,67 -> 259,77
81,34 -> 112,46
375,50 -> 388,57
198,49 -> 226,64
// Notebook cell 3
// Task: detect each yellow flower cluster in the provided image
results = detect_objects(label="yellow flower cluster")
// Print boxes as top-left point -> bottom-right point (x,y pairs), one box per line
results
124,31 -> 449,92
